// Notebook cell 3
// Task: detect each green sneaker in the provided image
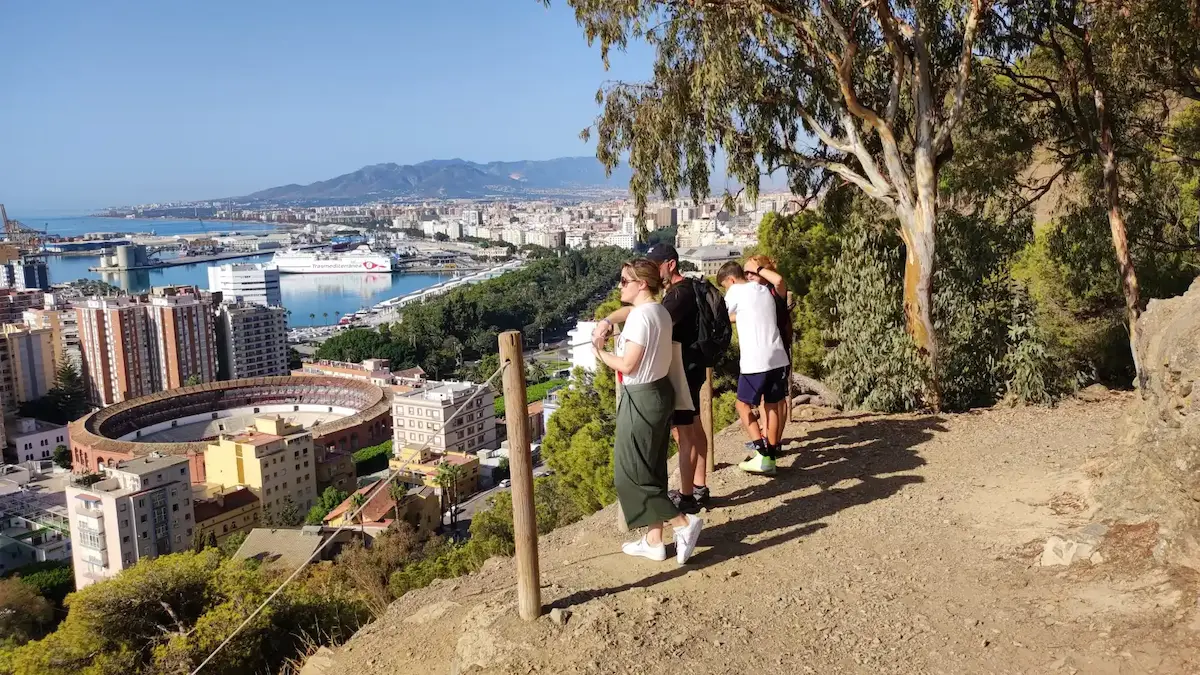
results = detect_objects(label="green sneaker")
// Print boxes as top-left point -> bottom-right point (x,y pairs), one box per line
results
739,452 -> 776,475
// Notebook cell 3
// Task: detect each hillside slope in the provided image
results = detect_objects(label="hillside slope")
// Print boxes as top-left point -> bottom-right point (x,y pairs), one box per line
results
312,396 -> 1200,674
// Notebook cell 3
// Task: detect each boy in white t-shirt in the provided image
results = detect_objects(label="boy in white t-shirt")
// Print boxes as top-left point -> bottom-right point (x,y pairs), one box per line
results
717,262 -> 789,475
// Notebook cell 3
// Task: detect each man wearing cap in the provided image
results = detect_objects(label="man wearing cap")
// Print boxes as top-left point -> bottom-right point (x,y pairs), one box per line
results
593,244 -> 709,513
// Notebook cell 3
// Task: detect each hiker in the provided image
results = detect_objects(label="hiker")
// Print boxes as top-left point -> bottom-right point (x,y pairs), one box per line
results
744,255 -> 794,441
593,259 -> 704,564
594,243 -> 715,514
717,261 -> 791,475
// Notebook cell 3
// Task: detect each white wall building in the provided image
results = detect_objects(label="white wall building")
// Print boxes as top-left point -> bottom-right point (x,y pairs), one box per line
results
501,227 -> 526,247
8,417 -> 68,465
609,232 -> 636,250
207,263 -> 282,307
215,302 -> 289,380
566,320 -> 599,375
393,381 -> 497,455
67,454 -> 196,588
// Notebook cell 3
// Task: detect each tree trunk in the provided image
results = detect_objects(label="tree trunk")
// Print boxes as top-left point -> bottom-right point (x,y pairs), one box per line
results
899,206 -> 940,410
1084,29 -> 1144,389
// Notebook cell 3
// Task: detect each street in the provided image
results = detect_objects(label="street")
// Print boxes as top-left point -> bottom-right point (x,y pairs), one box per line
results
444,465 -> 554,538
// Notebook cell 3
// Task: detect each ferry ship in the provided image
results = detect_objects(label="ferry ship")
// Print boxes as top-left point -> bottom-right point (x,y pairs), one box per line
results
269,246 -> 396,274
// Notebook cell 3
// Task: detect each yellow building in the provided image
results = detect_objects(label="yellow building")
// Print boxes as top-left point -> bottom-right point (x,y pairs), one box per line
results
0,324 -> 55,406
389,447 -> 480,496
203,416 -> 318,524
21,308 -> 69,371
194,486 -> 261,545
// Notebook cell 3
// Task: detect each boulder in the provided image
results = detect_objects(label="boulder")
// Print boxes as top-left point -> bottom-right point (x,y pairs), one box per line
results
1095,276 -> 1200,570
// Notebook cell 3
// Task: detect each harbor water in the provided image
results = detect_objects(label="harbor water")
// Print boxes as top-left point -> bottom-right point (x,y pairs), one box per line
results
27,216 -> 452,325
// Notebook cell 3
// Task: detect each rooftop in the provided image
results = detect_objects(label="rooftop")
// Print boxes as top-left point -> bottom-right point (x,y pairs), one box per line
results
235,528 -> 326,570
679,245 -> 743,260
395,380 -> 481,404
113,453 -> 191,476
193,487 -> 260,523
227,430 -> 284,447
6,417 -> 66,436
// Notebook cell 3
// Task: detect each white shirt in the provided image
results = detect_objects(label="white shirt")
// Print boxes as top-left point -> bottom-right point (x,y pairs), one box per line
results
617,302 -> 673,385
723,281 -> 790,374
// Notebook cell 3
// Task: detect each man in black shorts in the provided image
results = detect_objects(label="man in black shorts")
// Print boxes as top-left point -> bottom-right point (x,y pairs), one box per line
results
594,244 -> 708,512
718,262 -> 790,475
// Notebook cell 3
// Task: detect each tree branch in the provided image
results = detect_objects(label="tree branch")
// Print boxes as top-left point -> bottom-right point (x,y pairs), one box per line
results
933,0 -> 991,155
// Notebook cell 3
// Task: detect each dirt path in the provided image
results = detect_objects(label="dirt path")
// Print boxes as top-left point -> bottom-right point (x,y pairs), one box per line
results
323,395 -> 1200,674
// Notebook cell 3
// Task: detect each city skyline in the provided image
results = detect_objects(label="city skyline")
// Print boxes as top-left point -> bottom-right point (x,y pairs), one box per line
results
0,1 -> 653,212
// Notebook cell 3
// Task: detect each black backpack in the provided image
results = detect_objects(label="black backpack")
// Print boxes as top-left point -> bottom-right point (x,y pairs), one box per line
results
691,278 -> 732,367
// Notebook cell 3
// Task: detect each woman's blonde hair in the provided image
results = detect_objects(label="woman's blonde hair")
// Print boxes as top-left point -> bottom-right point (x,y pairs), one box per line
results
623,259 -> 664,295
745,254 -> 778,272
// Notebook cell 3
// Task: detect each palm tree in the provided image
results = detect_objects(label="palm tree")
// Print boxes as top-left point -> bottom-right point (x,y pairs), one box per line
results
309,313 -> 316,326
335,311 -> 342,324
323,311 -> 329,325
434,462 -> 464,531
387,481 -> 408,522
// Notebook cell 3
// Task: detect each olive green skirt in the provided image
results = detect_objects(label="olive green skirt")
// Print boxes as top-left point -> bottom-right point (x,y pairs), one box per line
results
614,376 -> 679,529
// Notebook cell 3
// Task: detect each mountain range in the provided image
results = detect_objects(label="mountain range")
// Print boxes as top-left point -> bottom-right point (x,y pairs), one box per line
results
231,156 -> 633,204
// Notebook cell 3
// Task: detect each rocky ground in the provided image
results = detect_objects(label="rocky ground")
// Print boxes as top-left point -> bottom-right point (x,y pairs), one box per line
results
312,393 -> 1200,674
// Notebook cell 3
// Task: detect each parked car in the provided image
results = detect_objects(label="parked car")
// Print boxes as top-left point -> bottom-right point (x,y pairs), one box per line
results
499,479 -> 511,488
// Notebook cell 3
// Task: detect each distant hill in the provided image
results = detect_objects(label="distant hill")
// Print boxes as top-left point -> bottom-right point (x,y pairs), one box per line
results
231,157 -> 633,204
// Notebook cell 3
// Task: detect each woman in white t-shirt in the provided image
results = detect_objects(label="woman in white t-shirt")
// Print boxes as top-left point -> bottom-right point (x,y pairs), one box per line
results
593,259 -> 704,565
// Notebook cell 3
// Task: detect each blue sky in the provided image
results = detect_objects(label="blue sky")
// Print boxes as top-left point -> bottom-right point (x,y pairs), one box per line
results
0,1 -> 652,213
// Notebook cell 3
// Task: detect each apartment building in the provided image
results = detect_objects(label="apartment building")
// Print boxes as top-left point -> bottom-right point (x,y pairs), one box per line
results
0,290 -> 44,326
203,416 -> 318,524
7,417 -> 68,465
0,486 -> 71,575
215,302 -> 288,379
0,324 -> 55,406
0,260 -> 51,292
294,358 -> 395,386
146,287 -> 218,389
23,306 -> 81,370
76,296 -> 155,406
392,380 -> 496,455
390,446 -> 481,496
207,263 -> 282,307
67,454 -> 196,588
679,245 -> 744,276
193,486 -> 261,546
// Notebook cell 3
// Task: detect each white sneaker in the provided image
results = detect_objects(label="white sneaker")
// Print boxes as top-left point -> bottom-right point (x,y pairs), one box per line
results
622,536 -> 667,561
674,514 -> 704,564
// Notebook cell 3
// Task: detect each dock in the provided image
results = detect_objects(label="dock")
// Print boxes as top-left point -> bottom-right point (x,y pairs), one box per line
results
87,246 -> 320,272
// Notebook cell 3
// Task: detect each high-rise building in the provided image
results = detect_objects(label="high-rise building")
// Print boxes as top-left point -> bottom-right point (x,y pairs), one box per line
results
76,296 -> 156,406
206,263 -> 282,307
203,416 -> 318,523
0,260 -> 50,291
146,287 -> 218,390
654,207 -> 678,230
392,380 -> 496,455
23,307 -> 80,370
0,290 -> 44,326
215,302 -> 288,380
67,454 -> 195,588
0,325 -> 55,407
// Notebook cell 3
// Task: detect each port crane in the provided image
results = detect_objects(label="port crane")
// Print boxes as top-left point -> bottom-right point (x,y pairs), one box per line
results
0,203 -> 44,250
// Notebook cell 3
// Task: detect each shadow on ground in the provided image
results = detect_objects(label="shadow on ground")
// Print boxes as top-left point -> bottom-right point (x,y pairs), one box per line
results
550,415 -> 945,609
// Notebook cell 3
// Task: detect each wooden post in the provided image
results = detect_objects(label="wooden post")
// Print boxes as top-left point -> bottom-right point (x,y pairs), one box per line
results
701,367 -> 715,473
498,331 -> 541,620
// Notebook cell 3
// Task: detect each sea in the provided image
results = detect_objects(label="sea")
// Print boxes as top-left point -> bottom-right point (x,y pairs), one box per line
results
18,215 -> 451,324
